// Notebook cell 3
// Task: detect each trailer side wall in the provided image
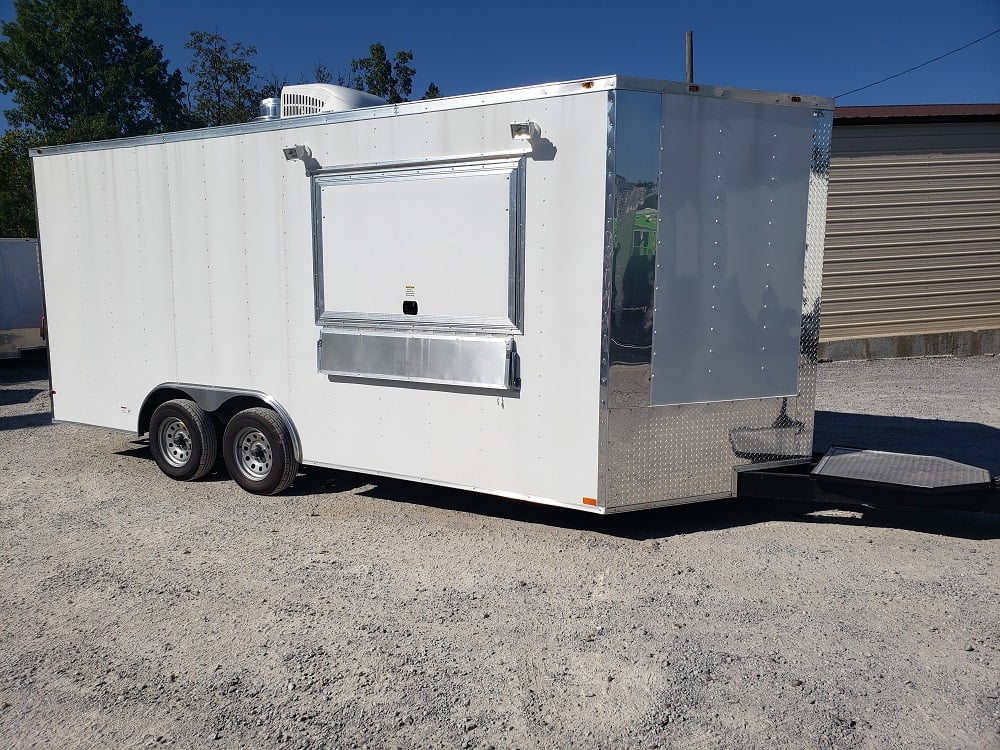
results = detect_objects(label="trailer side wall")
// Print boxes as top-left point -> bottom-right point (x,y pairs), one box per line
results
34,91 -> 609,509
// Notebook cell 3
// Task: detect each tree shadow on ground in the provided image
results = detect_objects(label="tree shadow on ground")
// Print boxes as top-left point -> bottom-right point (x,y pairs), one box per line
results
0,387 -> 41,406
0,360 -> 48,385
0,411 -> 51,431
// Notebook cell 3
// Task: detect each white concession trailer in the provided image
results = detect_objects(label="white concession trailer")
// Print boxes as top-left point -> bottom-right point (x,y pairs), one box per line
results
32,76 -> 838,512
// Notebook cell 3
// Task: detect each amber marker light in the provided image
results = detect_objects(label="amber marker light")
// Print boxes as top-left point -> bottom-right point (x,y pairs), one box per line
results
582,81 -> 594,89
583,497 -> 598,506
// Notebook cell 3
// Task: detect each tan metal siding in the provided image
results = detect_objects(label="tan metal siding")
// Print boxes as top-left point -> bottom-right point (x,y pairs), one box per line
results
821,122 -> 1000,341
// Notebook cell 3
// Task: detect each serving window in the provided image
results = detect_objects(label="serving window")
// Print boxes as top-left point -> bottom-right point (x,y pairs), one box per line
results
312,157 -> 525,334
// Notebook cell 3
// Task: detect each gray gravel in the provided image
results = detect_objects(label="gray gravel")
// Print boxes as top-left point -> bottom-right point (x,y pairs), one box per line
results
1,356 -> 998,749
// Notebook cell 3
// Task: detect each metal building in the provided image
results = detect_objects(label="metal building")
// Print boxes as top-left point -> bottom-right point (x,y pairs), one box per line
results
821,104 -> 1000,358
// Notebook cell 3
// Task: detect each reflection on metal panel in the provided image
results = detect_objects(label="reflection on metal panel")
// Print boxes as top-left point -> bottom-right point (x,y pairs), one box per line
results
607,91 -> 661,387
602,108 -> 831,509
312,157 -> 525,334
822,122 -> 1000,340
318,330 -> 517,391
650,96 -> 814,405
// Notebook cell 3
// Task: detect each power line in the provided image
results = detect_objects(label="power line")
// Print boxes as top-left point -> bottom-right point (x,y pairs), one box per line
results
836,27 -> 1000,99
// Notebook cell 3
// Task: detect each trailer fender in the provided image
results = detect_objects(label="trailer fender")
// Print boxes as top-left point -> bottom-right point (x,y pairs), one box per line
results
138,383 -> 302,463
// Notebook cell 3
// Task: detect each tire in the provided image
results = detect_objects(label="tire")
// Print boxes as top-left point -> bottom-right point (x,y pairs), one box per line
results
149,399 -> 218,481
222,407 -> 298,495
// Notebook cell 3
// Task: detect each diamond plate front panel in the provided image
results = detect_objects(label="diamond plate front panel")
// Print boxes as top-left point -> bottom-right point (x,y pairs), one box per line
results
602,106 -> 833,509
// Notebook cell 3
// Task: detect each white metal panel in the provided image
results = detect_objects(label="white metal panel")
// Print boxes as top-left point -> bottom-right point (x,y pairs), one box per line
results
164,139 -> 219,386
33,89 -> 608,508
133,144 -> 179,391
283,94 -> 608,506
319,165 -> 514,320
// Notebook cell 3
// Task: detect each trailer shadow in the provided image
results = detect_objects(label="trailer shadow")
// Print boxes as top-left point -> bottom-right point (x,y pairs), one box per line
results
343,475 -> 999,542
814,410 -> 1000,476
114,407 -> 1000,541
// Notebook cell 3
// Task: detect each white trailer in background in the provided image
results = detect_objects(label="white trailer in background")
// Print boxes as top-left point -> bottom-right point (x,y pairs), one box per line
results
0,238 -> 45,359
32,76 -> 837,512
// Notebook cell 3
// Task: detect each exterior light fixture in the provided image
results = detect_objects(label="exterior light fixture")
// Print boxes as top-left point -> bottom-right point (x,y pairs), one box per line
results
282,144 -> 312,161
509,121 -> 541,142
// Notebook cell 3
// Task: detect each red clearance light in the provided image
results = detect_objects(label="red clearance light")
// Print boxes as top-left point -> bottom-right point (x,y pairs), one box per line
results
791,95 -> 802,102
688,85 -> 700,92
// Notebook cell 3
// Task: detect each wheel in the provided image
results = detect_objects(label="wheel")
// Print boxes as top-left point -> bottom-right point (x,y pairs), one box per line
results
222,407 -> 298,495
149,399 -> 218,481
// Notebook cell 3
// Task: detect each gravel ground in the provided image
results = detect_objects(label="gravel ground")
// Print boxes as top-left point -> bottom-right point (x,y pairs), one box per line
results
1,356 -> 998,749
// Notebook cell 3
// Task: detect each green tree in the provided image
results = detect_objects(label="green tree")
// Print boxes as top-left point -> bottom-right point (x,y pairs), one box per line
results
0,128 -> 44,236
312,62 -> 346,86
259,71 -> 288,100
185,31 -> 259,126
350,42 -> 415,103
422,82 -> 441,99
0,0 -> 189,140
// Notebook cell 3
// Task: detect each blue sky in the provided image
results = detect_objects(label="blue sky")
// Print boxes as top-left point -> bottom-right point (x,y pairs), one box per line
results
1,0 -> 999,128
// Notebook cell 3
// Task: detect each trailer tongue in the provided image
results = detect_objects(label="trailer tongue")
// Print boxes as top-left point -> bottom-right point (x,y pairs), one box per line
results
737,447 -> 998,513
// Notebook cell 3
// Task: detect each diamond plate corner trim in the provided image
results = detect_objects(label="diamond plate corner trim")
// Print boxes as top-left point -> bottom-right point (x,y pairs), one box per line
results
796,108 -> 834,449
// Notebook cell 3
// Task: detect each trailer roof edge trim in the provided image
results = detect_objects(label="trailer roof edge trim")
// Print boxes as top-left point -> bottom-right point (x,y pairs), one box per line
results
30,75 -> 833,158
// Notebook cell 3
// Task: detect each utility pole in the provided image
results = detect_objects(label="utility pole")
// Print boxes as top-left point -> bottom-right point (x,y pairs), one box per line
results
685,31 -> 694,83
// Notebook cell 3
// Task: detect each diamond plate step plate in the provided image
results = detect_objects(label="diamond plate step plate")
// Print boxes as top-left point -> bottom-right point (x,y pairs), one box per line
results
813,446 -> 992,492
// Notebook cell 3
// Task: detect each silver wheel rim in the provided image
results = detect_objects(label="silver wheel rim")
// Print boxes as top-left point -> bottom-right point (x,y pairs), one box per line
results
233,426 -> 272,481
159,418 -> 193,468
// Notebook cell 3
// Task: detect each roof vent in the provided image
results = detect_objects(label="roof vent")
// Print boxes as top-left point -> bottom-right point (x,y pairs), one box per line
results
279,84 -> 387,118
256,97 -> 281,121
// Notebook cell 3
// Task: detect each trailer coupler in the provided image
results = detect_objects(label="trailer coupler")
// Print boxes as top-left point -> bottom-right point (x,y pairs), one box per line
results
736,446 -> 998,513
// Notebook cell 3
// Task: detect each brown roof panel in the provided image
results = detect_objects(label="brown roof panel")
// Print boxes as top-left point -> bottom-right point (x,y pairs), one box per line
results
834,104 -> 1000,124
